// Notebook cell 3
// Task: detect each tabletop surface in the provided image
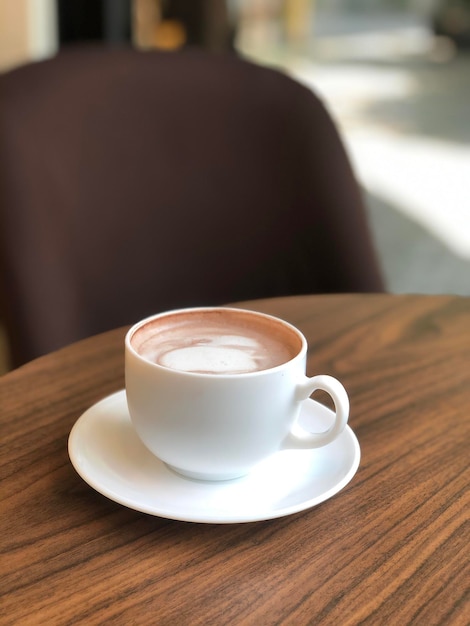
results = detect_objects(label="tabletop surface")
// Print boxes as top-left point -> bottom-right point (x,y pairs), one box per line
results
1,294 -> 469,625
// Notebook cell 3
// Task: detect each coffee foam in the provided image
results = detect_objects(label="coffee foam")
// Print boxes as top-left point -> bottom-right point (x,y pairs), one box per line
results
131,309 -> 301,375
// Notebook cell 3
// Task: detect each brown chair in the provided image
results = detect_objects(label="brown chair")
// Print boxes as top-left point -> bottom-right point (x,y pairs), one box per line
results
0,45 -> 383,368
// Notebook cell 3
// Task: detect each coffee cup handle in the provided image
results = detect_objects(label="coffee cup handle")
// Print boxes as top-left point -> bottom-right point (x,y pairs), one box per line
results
282,375 -> 350,449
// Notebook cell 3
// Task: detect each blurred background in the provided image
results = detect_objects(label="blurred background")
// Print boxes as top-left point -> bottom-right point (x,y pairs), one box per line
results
0,0 -> 469,371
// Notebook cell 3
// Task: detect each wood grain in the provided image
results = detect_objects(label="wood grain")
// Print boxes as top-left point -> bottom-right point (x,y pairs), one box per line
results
1,294 -> 469,625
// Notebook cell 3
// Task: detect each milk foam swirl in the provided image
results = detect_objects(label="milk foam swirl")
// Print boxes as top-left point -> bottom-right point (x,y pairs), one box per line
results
156,335 -> 265,374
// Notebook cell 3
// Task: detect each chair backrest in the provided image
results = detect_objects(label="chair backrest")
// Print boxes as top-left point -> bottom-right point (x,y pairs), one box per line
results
0,45 -> 383,367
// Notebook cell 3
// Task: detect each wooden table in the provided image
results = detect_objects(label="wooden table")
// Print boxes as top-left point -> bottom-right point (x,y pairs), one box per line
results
1,294 -> 469,625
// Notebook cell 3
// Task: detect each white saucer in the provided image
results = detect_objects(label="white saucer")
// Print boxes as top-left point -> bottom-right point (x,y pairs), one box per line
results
68,390 -> 360,524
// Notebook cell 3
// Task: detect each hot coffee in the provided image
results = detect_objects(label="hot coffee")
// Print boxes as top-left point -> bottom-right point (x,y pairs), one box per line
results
126,307 -> 349,480
131,309 -> 301,375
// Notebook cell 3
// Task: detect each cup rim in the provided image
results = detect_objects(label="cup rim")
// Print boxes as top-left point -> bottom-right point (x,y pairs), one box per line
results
125,306 -> 307,378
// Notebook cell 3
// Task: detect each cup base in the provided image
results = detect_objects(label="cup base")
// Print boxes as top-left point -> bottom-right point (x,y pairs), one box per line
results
165,463 -> 248,482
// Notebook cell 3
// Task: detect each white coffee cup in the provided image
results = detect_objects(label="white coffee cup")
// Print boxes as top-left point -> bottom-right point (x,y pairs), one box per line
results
125,307 -> 349,481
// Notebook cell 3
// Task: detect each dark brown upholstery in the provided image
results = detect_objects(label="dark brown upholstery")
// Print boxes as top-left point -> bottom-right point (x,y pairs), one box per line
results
0,45 -> 383,367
